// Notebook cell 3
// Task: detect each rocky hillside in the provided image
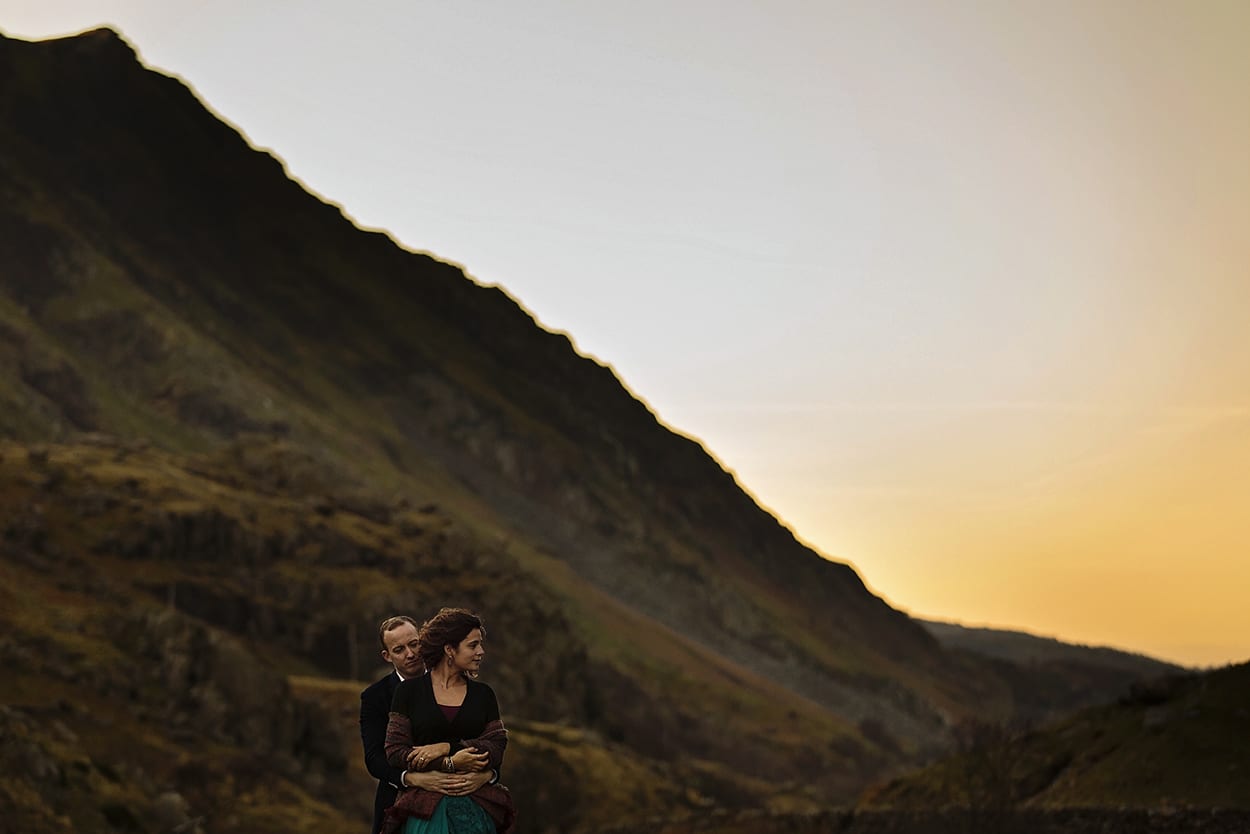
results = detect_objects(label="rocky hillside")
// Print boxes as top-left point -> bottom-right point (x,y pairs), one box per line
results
0,438 -> 723,832
0,26 -> 1195,832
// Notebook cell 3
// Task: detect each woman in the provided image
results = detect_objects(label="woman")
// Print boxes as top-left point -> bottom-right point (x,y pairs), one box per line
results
383,608 -> 515,834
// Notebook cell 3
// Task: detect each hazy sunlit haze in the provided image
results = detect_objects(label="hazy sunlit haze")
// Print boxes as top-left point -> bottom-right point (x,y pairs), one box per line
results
4,0 -> 1247,666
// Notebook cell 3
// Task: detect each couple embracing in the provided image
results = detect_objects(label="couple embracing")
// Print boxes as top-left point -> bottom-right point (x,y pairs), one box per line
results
360,608 -> 516,834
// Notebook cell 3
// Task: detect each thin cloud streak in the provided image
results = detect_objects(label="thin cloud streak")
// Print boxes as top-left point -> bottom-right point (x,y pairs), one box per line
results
1137,405 -> 1250,436
676,401 -> 1250,423
675,400 -> 1122,415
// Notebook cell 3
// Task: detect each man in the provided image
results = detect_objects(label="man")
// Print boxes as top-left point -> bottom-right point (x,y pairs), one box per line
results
360,615 -> 496,834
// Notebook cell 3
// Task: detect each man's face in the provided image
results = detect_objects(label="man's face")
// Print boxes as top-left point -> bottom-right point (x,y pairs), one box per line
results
381,622 -> 422,677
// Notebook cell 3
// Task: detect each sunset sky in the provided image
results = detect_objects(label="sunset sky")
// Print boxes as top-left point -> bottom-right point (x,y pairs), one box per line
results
4,1 -> 1247,667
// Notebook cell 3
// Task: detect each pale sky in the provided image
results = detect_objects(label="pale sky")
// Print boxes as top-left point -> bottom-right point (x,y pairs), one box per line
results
4,1 -> 1248,667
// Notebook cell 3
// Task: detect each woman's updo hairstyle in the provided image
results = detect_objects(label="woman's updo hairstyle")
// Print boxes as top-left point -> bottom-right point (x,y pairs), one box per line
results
418,607 -> 485,672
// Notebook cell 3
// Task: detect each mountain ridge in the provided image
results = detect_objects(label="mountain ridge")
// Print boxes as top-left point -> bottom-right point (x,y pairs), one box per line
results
920,618 -> 1185,672
0,23 -> 952,731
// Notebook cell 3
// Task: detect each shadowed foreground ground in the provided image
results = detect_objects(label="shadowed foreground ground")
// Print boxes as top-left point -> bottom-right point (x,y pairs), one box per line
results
599,807 -> 1250,834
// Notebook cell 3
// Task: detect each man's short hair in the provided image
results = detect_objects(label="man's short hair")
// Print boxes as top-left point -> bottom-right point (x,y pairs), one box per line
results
378,615 -> 419,650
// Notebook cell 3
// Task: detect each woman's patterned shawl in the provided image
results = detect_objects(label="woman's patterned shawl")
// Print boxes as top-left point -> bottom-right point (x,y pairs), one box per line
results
382,715 -> 514,834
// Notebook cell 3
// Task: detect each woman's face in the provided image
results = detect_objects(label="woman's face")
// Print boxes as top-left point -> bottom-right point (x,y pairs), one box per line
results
448,627 -> 485,674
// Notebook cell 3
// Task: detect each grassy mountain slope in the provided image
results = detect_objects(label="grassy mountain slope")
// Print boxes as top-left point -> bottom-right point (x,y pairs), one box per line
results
0,24 -> 973,749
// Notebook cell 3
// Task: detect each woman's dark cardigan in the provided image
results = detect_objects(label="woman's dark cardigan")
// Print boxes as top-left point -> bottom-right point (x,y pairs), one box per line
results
383,674 -> 514,834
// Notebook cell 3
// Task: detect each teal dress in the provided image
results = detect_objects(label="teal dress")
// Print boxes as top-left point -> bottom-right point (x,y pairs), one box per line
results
402,795 -> 494,834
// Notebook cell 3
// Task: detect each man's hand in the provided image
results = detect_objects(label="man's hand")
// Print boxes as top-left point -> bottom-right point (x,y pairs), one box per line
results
450,747 -> 490,773
403,769 -> 492,795
443,768 -> 492,796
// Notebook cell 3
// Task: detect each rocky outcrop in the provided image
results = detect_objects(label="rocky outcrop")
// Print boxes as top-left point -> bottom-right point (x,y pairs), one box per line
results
0,596 -> 356,834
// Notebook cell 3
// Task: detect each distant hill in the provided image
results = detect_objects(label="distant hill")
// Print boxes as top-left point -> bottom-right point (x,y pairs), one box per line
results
920,619 -> 1184,723
861,660 -> 1250,811
0,26 -> 1199,832
920,619 -> 1181,674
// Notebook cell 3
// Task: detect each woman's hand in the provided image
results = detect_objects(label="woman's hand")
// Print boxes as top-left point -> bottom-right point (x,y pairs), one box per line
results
406,743 -> 450,770
451,747 -> 490,773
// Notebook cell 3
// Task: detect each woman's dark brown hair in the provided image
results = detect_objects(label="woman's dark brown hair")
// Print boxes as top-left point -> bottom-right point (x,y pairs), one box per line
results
418,607 -> 485,671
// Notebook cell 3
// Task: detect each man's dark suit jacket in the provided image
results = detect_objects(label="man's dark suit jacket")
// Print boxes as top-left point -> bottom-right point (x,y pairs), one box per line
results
360,671 -> 405,834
